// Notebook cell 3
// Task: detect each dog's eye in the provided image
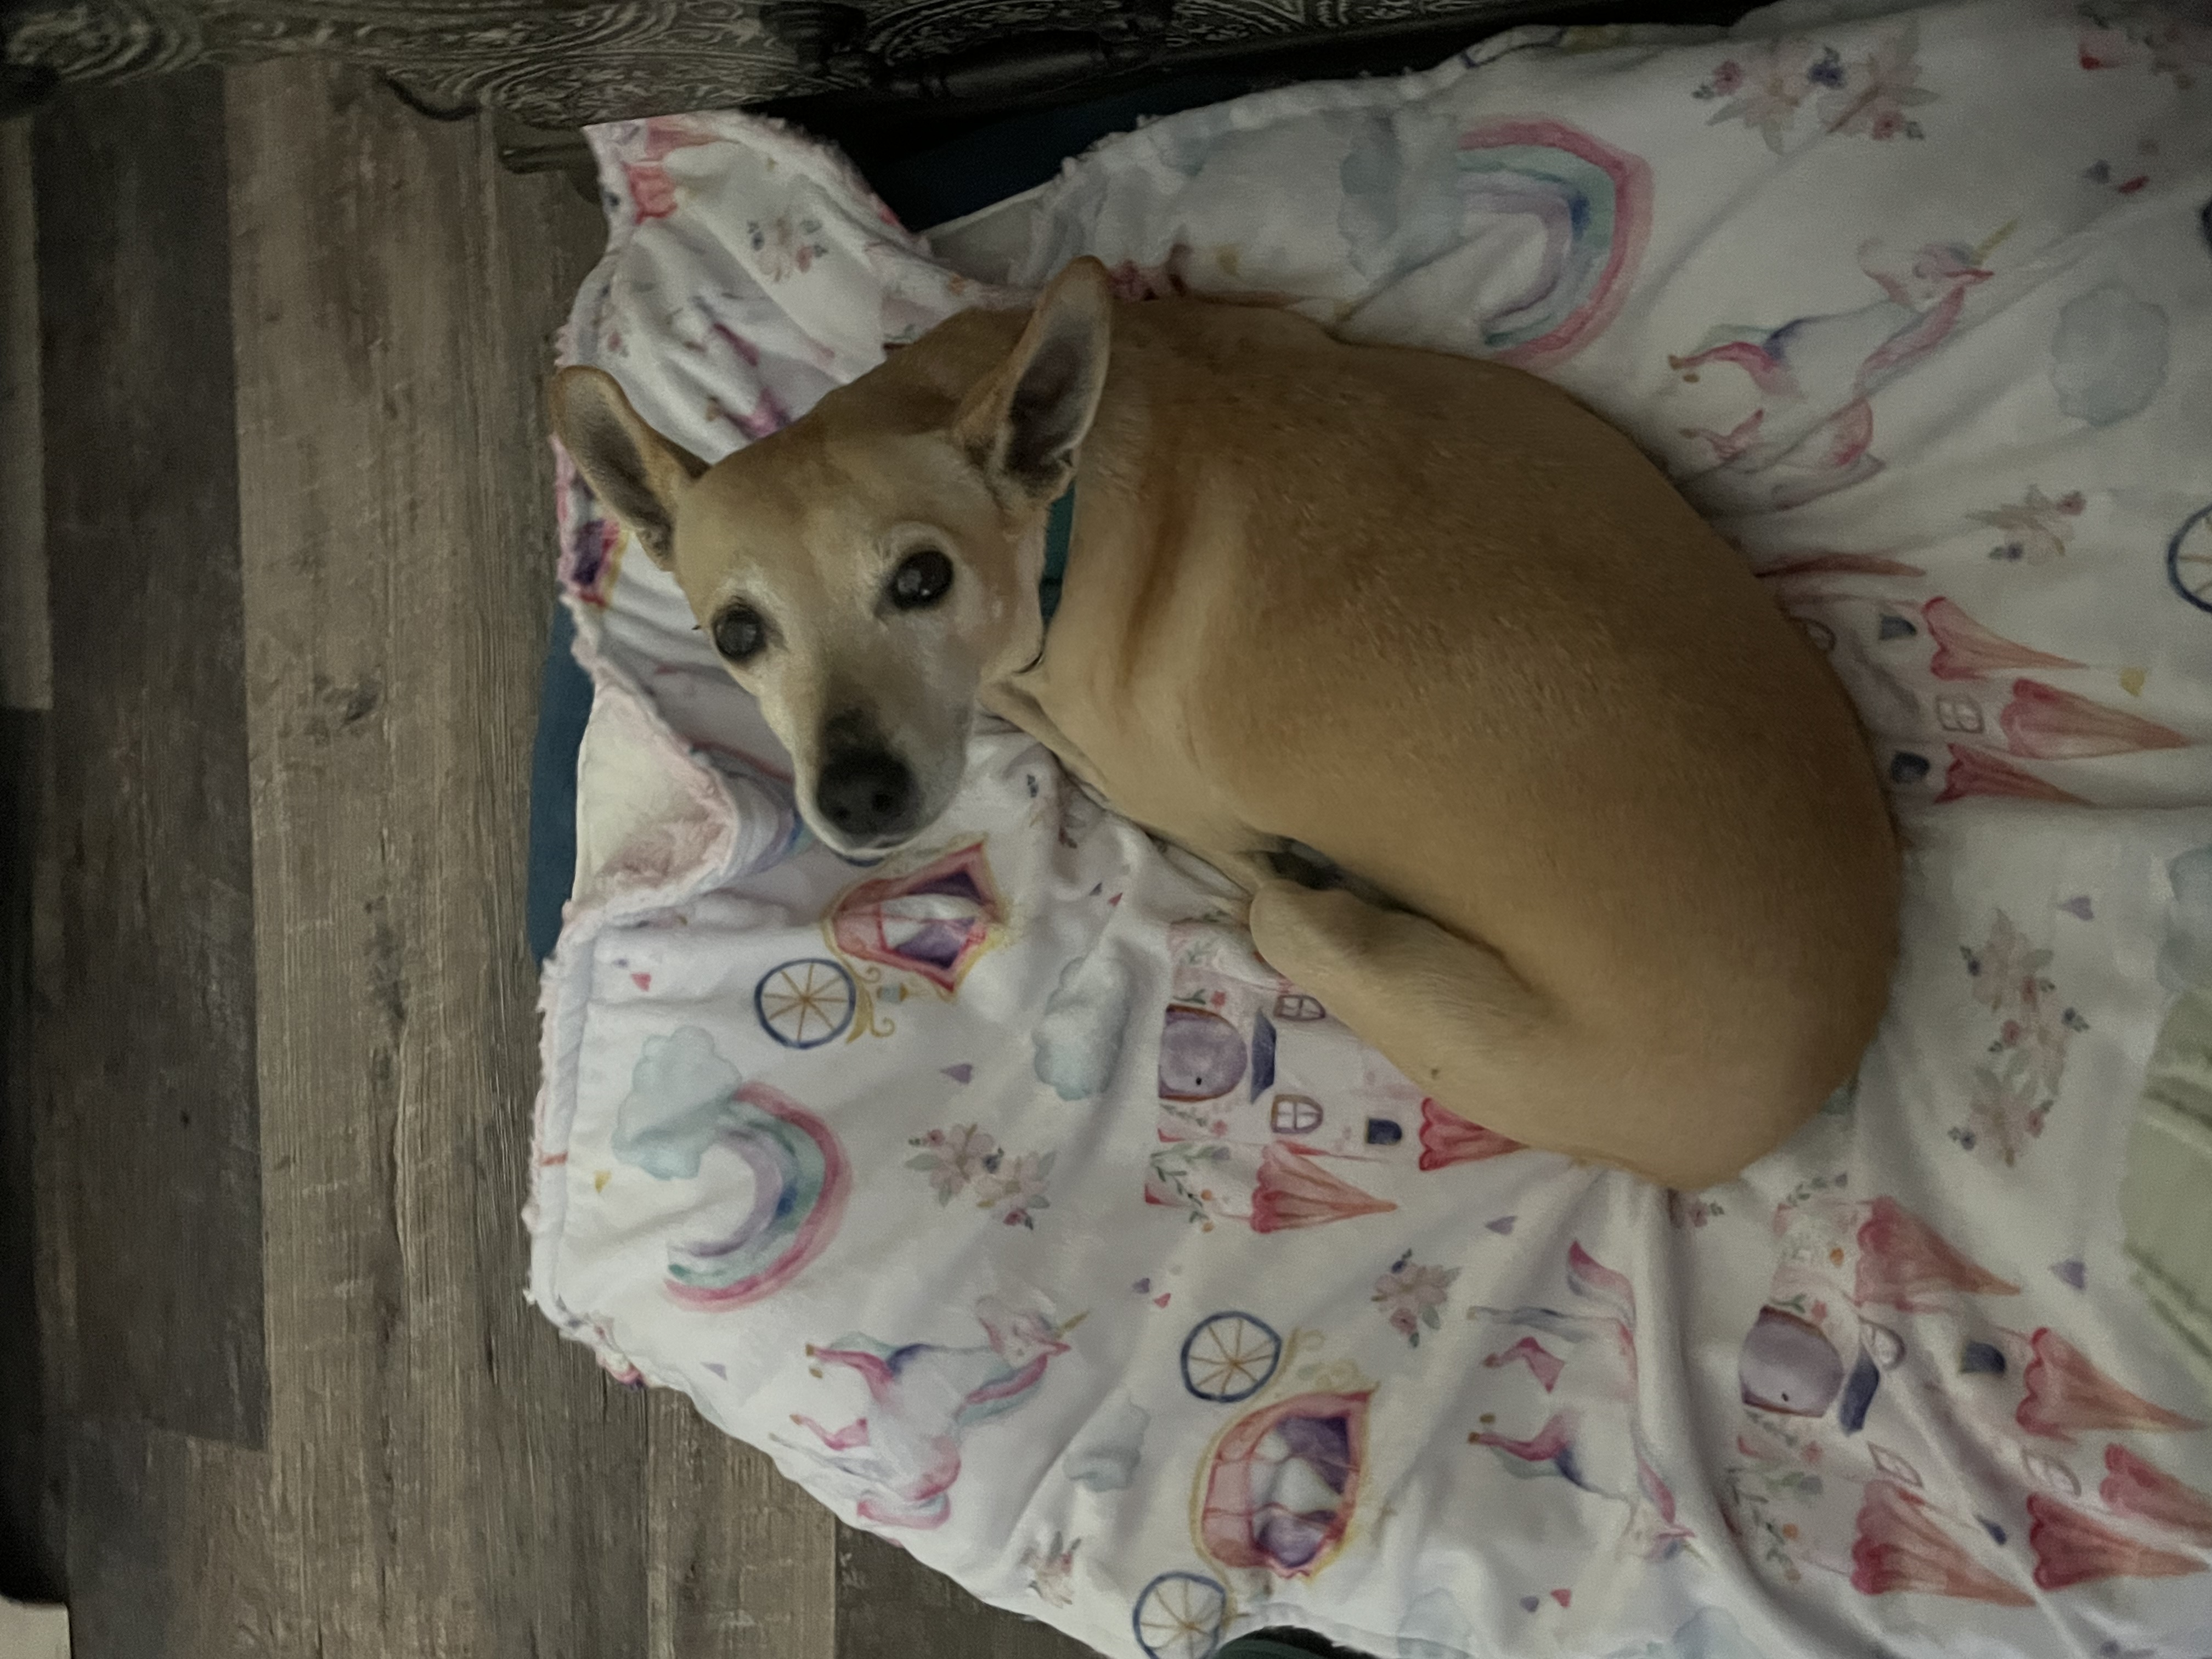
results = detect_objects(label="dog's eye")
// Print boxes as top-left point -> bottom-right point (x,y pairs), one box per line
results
889,549 -> 954,611
712,604 -> 767,664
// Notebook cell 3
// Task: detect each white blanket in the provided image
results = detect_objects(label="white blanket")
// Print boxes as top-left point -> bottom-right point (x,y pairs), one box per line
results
532,3 -> 2212,1654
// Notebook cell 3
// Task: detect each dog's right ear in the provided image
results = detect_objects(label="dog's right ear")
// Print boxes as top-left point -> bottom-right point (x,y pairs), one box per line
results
953,257 -> 1111,505
549,366 -> 708,571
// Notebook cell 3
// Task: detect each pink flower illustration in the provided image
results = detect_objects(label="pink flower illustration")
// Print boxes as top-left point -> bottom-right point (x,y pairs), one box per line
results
1375,1251 -> 1460,1346
1252,1142 -> 1396,1232
2102,1444 -> 2212,1544
2079,9 -> 2212,88
1923,598 -> 2083,681
1935,744 -> 2089,806
1704,37 -> 1821,150
1971,487 -> 2086,565
978,1149 -> 1055,1229
1851,1479 -> 2033,1604
1952,906 -> 2080,1163
2017,994 -> 2079,1097
2017,1327 -> 2207,1442
1854,1194 -> 2020,1311
2001,679 -> 2187,760
2028,1493 -> 2206,1589
1417,1097 -> 1522,1169
1962,910 -> 2051,1015
905,1125 -> 999,1203
1963,1057 -> 2043,1167
747,215 -> 829,281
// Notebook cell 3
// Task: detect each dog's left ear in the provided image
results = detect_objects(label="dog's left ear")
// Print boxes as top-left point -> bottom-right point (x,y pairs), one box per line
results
954,257 -> 1111,504
550,365 -> 709,571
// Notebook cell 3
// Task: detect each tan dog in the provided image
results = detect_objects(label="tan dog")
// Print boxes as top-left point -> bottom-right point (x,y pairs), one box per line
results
552,256 -> 1900,1188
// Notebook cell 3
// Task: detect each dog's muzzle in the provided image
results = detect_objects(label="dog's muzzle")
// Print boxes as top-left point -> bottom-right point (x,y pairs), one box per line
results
815,747 -> 920,846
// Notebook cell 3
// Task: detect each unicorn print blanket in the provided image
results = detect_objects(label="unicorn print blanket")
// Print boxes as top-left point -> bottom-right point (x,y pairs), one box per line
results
532,2 -> 2212,1653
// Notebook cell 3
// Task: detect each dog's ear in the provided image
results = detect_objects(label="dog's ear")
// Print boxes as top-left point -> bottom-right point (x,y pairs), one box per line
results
953,257 -> 1111,504
549,366 -> 708,571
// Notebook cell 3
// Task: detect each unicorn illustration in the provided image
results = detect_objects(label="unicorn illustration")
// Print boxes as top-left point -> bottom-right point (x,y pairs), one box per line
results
785,1297 -> 1084,1529
1468,1242 -> 1693,1560
1669,231 -> 2007,510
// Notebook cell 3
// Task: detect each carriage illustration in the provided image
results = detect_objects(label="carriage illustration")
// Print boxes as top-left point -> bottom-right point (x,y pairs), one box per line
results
754,841 -> 1006,1048
1131,1571 -> 1230,1659
1133,1317 -> 1375,1657
1145,922 -> 1517,1231
1180,1311 -> 1284,1404
2171,501 -> 2212,616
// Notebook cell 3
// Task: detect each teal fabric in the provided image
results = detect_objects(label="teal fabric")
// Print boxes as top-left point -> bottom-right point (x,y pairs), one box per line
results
527,602 -> 590,963
1217,1637 -> 1351,1659
859,80 -> 1255,233
1039,483 -> 1076,625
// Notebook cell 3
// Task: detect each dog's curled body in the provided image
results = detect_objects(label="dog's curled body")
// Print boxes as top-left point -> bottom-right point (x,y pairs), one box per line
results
554,257 -> 1900,1189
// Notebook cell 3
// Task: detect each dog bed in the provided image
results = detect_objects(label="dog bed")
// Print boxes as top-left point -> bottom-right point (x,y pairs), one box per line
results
531,2 -> 2212,1654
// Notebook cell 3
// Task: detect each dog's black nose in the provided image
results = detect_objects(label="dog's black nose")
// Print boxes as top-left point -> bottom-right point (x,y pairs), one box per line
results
816,749 -> 918,842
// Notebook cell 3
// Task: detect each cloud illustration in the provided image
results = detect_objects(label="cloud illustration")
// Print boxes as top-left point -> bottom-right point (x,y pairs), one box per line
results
2050,283 -> 2168,427
1032,945 -> 1137,1102
1062,1397 -> 1149,1491
613,1025 -> 743,1178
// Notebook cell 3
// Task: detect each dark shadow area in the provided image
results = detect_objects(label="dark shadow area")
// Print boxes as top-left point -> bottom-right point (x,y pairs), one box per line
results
0,709 -> 61,1604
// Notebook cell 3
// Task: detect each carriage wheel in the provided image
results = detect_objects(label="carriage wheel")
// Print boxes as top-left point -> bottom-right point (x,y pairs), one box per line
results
754,958 -> 857,1049
1131,1571 -> 1227,1659
2169,503 -> 2212,616
1180,1311 -> 1283,1403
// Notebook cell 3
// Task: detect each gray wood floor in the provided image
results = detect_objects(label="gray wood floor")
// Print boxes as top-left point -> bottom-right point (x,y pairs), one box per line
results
10,60 -> 1093,1659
